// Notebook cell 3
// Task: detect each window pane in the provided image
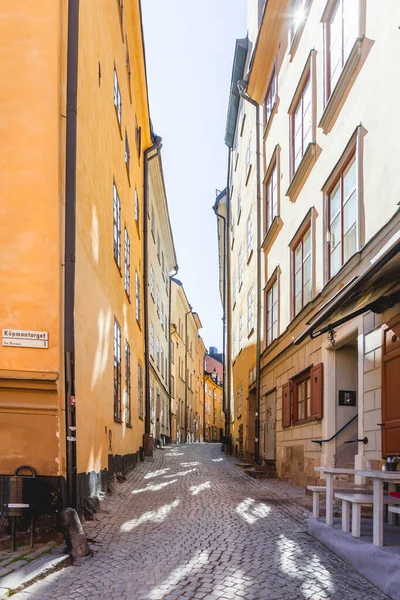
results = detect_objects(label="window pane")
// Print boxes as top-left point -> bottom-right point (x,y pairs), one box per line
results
295,292 -> 302,315
273,319 -> 278,341
303,278 -> 312,305
343,0 -> 358,62
330,184 -> 340,222
306,379 -> 311,418
295,270 -> 302,297
343,190 -> 356,234
272,281 -> 278,304
330,214 -> 341,250
343,158 -> 356,200
295,242 -> 302,271
330,244 -> 341,277
343,223 -> 357,263
303,255 -> 311,285
303,228 -> 311,257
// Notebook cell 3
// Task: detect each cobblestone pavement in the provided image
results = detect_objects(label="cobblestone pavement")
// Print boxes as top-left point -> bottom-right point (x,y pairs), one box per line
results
13,444 -> 386,600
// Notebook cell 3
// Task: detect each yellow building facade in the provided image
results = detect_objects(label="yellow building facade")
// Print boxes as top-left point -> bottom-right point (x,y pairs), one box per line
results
0,0 -> 151,514
204,372 -> 224,442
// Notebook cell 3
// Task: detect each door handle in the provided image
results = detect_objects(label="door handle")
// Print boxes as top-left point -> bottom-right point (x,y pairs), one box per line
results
377,423 -> 385,427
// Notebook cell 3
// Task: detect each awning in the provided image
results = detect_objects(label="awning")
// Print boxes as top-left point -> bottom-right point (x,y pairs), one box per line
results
294,234 -> 400,345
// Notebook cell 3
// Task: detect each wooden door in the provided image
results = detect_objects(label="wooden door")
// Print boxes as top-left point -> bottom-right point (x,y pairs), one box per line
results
247,390 -> 255,457
265,390 -> 276,460
382,327 -> 400,456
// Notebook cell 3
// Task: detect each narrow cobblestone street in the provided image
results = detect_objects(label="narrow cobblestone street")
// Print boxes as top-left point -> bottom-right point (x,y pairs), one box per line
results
14,445 -> 386,600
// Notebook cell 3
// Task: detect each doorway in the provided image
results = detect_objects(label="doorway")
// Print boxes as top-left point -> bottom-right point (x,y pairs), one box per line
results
264,390 -> 276,461
334,340 -> 358,468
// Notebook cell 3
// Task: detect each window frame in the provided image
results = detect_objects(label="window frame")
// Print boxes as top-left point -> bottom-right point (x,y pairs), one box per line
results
292,369 -> 312,424
125,130 -> 130,177
125,340 -> 131,426
135,271 -> 141,324
247,287 -> 254,336
149,322 -> 154,359
247,209 -> 253,262
124,227 -> 130,298
264,65 -> 277,131
113,66 -> 122,126
113,318 -> 122,422
326,152 -> 358,280
290,73 -> 312,179
292,224 -> 312,317
265,271 -> 279,347
138,362 -> 143,420
238,313 -> 243,352
113,183 -> 121,269
264,147 -> 279,236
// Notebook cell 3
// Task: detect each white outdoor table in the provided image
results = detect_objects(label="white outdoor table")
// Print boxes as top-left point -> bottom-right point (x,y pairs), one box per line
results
356,470 -> 400,547
315,467 -> 356,526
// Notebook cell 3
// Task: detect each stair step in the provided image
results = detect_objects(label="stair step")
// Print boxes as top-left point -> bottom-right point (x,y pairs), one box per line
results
236,463 -> 254,469
245,469 -> 277,479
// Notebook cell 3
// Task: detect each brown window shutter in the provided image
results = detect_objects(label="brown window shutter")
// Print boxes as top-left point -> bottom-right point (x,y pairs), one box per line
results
282,382 -> 292,428
310,363 -> 323,419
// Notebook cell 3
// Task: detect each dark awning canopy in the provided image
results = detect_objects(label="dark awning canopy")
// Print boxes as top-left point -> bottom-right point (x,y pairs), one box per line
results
294,236 -> 400,345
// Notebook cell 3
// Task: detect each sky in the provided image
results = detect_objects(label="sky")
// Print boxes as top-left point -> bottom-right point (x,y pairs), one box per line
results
141,0 -> 247,352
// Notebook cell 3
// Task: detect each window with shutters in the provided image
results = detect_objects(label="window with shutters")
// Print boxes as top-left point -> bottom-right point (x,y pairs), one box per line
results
283,363 -> 324,427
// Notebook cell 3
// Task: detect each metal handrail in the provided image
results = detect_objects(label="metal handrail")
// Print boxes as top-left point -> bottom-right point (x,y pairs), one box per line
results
311,414 -> 358,446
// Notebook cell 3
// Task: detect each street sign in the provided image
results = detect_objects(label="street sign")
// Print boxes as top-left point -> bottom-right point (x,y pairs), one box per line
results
2,329 -> 49,349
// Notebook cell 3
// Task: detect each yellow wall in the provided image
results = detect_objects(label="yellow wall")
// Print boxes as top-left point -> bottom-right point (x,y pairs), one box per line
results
0,0 -> 67,475
74,0 -> 151,474
204,374 -> 224,441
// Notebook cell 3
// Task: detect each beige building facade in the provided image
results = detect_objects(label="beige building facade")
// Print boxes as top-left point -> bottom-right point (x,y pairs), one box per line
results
219,0 -> 400,486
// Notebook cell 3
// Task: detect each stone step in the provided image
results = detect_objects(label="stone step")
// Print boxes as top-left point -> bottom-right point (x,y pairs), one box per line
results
245,469 -> 278,479
236,462 -> 254,469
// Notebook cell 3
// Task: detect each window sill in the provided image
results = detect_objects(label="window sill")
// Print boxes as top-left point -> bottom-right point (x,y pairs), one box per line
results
261,216 -> 283,253
248,328 -> 254,339
319,38 -> 366,134
139,415 -> 144,421
247,249 -> 253,265
114,417 -> 122,424
125,290 -> 131,303
126,422 -> 132,429
286,143 -> 319,203
115,107 -> 123,139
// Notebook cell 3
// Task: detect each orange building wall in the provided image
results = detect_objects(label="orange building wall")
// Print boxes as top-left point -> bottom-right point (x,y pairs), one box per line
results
0,0 -> 67,476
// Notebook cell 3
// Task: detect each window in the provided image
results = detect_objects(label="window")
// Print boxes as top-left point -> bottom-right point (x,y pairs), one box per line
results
245,135 -> 252,179
232,270 -> 237,306
151,205 -> 155,239
150,385 -> 155,423
266,277 -> 278,345
264,67 -> 276,128
237,193 -> 242,222
125,341 -> 131,425
293,225 -> 312,316
232,328 -> 237,358
113,183 -> 121,268
161,347 -> 164,378
118,0 -> 123,30
157,232 -> 160,262
291,75 -> 312,176
134,188 -> 139,224
170,339 -> 175,363
238,248 -> 243,289
162,252 -> 165,278
265,160 -> 278,233
124,228 -> 130,297
288,0 -> 310,48
164,315 -> 168,338
156,338 -> 160,370
161,302 -> 164,327
213,390 -> 217,400
171,375 -> 175,398
165,356 -> 168,380
294,371 -> 311,422
247,211 -> 253,260
231,393 -> 235,423
156,286 -> 160,316
214,408 -> 217,423
113,319 -> 122,421
327,155 -> 357,278
238,386 -> 243,418
126,41 -> 131,91
125,131 -> 130,175
150,266 -> 155,299
239,313 -> 243,351
247,287 -> 254,335
135,271 -> 140,323
150,322 -> 154,358
138,363 -> 143,419
325,0 -> 359,100
135,115 -> 142,157
113,67 -> 121,125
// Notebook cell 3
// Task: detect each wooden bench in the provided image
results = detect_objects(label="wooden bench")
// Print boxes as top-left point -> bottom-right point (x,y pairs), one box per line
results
335,492 -> 400,537
307,485 -> 368,519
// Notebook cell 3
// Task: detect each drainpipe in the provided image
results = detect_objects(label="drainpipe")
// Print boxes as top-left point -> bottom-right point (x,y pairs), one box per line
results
184,308 -> 192,443
143,135 -> 162,457
238,79 -> 262,465
64,0 -> 80,509
212,199 -> 228,444
168,268 -> 178,443
203,354 -> 206,442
